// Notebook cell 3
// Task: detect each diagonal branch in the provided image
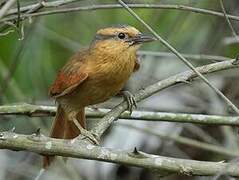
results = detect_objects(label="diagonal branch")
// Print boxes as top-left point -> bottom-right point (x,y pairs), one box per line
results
118,0 -> 239,114
0,131 -> 239,177
219,0 -> 237,37
91,59 -> 239,138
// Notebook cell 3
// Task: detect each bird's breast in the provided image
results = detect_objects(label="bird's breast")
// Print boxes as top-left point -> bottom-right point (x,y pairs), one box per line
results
59,53 -> 137,108
89,53 -> 136,85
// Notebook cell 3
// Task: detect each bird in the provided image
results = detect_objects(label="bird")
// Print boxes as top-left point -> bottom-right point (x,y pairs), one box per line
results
43,24 -> 155,168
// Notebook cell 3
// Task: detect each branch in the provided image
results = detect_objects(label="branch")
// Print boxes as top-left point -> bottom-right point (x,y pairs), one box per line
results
0,131 -> 239,177
2,3 -> 239,24
184,124 -> 219,145
91,59 -> 239,138
219,0 -> 237,37
7,0 -> 77,15
138,51 -> 230,62
1,60 -> 238,138
223,36 -> 239,45
118,0 -> 239,114
0,0 -> 16,20
0,60 -> 239,177
2,103 -> 239,126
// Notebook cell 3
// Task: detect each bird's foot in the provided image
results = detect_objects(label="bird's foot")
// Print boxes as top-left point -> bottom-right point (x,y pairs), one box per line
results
72,118 -> 100,145
78,129 -> 100,145
120,90 -> 137,114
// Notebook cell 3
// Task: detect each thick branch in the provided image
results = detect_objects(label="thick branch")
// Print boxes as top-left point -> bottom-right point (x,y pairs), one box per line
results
1,104 -> 239,126
0,131 -> 239,177
2,3 -> 239,23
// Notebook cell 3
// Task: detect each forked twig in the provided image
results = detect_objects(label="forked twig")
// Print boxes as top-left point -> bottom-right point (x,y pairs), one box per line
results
219,0 -> 237,37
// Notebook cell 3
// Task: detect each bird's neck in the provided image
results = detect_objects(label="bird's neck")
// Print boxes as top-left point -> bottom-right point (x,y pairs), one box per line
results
89,44 -> 137,65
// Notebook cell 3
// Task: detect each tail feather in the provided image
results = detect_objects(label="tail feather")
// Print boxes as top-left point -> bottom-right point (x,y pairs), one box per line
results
42,106 -> 85,168
50,106 -> 66,138
43,105 -> 66,168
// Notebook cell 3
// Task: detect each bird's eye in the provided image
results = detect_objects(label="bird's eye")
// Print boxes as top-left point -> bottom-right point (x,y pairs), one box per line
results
118,33 -> 126,39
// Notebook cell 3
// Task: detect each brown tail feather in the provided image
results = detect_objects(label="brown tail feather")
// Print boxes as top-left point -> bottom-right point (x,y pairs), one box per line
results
43,106 -> 85,168
43,105 -> 66,168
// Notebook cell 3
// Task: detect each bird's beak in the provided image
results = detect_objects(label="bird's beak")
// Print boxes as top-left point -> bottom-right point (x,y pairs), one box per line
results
128,34 -> 156,45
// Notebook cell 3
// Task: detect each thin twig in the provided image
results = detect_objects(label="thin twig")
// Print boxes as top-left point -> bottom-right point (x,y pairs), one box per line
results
0,0 -> 45,34
0,0 -> 16,20
25,0 -> 46,14
119,123 -> 239,157
2,3 -> 239,24
0,131 -> 239,176
7,0 -> 77,15
219,0 -> 237,37
2,103 -> 239,126
118,0 -> 239,114
138,51 -> 230,62
0,28 -> 13,36
184,124 -> 219,145
16,0 -> 20,28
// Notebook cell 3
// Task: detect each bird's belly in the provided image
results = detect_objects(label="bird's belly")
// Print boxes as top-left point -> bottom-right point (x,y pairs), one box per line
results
76,60 -> 135,106
61,74 -> 128,108
59,57 -> 135,109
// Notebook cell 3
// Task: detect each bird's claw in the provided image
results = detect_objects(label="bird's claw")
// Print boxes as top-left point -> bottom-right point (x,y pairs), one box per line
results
121,91 -> 137,114
77,129 -> 100,145
72,118 -> 100,145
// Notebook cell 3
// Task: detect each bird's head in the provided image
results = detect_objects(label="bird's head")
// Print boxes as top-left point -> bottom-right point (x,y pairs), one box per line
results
90,25 -> 156,55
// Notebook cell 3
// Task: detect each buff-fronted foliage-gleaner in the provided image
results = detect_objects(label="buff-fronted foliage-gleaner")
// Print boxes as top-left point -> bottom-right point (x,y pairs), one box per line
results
43,25 -> 156,168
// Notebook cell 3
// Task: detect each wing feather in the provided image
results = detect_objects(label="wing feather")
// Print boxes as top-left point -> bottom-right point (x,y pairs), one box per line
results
49,51 -> 88,98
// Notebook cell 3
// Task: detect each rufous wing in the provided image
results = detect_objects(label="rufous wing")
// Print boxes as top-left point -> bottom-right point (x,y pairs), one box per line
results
49,50 -> 89,98
49,71 -> 88,98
